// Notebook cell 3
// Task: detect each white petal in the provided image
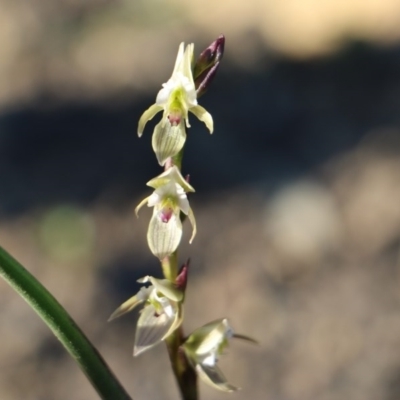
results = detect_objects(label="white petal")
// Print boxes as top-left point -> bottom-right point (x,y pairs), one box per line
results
190,105 -> 214,133
133,304 -> 176,356
147,166 -> 195,193
155,43 -> 187,105
176,185 -> 190,215
158,297 -> 175,318
172,42 -> 185,77
196,364 -> 239,392
151,120 -> 187,166
148,276 -> 183,302
147,209 -> 182,260
202,352 -> 217,367
181,77 -> 197,107
136,276 -> 151,283
180,43 -> 197,107
192,319 -> 231,356
138,104 -> 163,137
135,196 -> 151,216
182,43 -> 195,85
152,181 -> 178,200
187,207 -> 197,243
147,191 -> 162,208
156,84 -> 174,105
108,289 -> 149,321
149,181 -> 187,208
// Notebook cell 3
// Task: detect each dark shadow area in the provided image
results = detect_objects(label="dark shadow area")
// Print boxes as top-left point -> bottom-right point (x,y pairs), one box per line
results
98,252 -> 160,307
1,40 -> 400,216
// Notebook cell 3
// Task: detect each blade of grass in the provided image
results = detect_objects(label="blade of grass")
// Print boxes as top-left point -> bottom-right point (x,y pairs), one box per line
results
0,246 -> 132,400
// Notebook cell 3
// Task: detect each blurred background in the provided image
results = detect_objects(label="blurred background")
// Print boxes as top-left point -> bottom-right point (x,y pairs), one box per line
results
1,0 -> 400,399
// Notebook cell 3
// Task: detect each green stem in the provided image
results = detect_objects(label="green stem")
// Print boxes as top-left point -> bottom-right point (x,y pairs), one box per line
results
164,148 -> 198,399
166,327 -> 198,400
161,251 -> 178,281
162,250 -> 198,400
0,246 -> 132,400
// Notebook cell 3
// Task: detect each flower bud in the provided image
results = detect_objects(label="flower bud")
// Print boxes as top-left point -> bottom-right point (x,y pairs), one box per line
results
176,259 -> 190,292
193,35 -> 225,98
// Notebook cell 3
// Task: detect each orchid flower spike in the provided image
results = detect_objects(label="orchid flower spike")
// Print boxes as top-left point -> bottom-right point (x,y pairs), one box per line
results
135,166 -> 197,260
138,42 -> 214,166
108,275 -> 184,356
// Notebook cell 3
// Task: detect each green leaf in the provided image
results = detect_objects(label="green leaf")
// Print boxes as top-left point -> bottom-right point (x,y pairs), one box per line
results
0,246 -> 132,400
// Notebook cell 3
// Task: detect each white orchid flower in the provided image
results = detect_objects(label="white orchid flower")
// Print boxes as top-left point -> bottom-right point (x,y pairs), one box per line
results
138,43 -> 213,166
108,275 -> 184,356
182,318 -> 256,392
135,166 -> 197,260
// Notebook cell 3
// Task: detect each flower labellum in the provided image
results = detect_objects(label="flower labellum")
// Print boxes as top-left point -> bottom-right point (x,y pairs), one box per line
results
182,318 -> 256,392
108,275 -> 184,356
138,42 -> 214,166
135,166 -> 197,260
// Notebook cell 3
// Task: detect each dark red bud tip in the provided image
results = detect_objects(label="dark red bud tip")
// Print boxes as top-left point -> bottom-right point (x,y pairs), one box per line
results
195,35 -> 225,75
176,258 -> 190,291
193,35 -> 225,97
213,34 -> 225,60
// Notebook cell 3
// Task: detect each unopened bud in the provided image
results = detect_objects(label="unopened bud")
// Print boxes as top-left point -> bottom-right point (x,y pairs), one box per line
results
176,259 -> 190,292
194,35 -> 225,97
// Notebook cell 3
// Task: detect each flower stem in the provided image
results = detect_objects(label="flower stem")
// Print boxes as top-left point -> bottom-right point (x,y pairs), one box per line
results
166,327 -> 198,400
164,148 -> 198,399
161,250 -> 178,281
0,246 -> 132,400
162,250 -> 198,400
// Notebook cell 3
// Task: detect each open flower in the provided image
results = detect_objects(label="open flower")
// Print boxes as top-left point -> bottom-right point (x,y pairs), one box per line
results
108,275 -> 184,356
182,318 -> 256,392
135,166 -> 197,260
138,42 -> 214,166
